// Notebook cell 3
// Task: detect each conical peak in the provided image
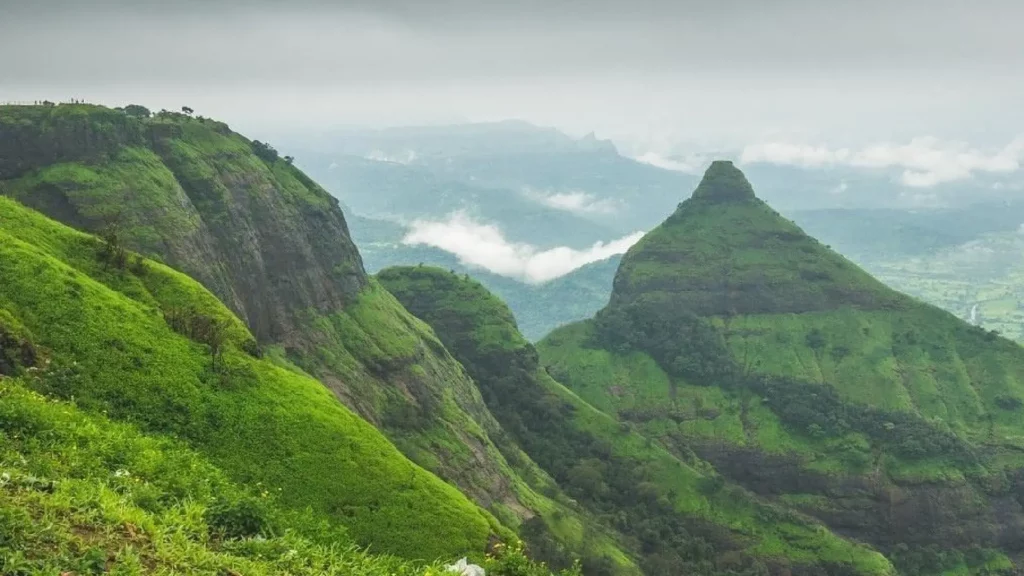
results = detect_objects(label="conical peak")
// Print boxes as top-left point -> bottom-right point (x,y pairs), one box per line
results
691,160 -> 756,203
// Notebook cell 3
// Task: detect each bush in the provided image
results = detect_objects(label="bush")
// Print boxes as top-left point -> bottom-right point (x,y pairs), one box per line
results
251,140 -> 280,163
484,541 -> 581,576
205,494 -> 276,539
593,297 -> 737,386
162,306 -> 230,368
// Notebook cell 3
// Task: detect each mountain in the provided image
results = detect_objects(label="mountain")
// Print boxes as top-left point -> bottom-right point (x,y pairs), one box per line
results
0,194 -> 501,561
0,103 -> 607,566
311,155 -> 619,249
0,104 -> 364,344
608,161 -> 908,318
539,161 -> 1024,575
379,266 -> 894,576
282,121 -> 697,238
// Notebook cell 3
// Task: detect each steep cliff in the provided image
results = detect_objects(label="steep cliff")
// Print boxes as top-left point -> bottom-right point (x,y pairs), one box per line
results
0,103 -> 552,544
0,195 -> 502,560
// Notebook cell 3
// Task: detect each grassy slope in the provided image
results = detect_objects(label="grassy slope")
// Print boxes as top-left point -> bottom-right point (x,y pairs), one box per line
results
0,377 -> 577,576
611,162 -> 906,317
375,268 -> 640,574
596,161 -> 1024,452
0,103 -> 558,537
538,162 -> 1024,574
379,266 -> 894,576
0,196 -> 504,561
0,378 -> 429,576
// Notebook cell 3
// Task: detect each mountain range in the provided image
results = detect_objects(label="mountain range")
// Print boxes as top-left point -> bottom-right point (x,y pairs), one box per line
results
3,103 -> 1024,575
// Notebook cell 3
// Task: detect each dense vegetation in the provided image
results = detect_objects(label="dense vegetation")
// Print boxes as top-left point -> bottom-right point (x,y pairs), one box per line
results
0,102 -> 636,573
0,374 -> 582,576
0,103 -> 603,557
609,161 -> 908,317
9,102 -> 1024,576
379,266 -> 894,576
0,195 -> 508,560
539,162 -> 1024,575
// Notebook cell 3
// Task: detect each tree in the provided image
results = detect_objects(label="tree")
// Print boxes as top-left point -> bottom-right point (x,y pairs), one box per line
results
123,104 -> 151,119
96,213 -> 127,270
805,328 -> 826,351
251,140 -> 279,162
283,155 -> 294,165
162,307 -> 230,370
181,106 -> 194,115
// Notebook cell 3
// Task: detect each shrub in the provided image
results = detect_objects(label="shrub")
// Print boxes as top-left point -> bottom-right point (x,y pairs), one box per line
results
204,494 -> 276,539
995,394 -> 1023,411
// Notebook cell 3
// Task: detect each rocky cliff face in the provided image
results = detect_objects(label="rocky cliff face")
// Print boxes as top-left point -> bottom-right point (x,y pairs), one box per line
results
0,104 -> 366,344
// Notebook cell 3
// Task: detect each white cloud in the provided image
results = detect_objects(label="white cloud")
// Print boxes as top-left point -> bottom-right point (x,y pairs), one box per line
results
633,151 -> 708,173
401,211 -> 643,283
522,189 -> 620,215
365,149 -> 418,164
740,137 -> 1024,188
740,142 -> 851,167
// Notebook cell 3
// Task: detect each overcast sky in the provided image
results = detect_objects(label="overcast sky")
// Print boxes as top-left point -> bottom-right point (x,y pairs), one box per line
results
2,0 -> 1023,151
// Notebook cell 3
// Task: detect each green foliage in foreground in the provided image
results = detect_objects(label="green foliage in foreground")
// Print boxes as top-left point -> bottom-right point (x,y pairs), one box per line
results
0,195 -> 501,561
379,266 -> 895,576
0,378 -> 577,576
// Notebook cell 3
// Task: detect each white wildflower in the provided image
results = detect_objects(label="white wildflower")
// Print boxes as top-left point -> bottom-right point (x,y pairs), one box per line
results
445,558 -> 485,576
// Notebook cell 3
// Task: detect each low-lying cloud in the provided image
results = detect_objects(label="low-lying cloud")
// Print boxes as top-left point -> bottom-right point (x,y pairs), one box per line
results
740,137 -> 1024,187
365,149 -> 419,164
402,211 -> 643,283
522,189 -> 620,215
633,152 -> 709,174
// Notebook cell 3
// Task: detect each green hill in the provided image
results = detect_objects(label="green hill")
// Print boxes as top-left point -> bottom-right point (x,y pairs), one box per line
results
379,265 -> 894,576
539,161 -> 1024,575
0,195 -> 501,560
609,160 -> 907,317
0,103 -> 587,563
0,376 -> 467,576
347,209 -> 621,340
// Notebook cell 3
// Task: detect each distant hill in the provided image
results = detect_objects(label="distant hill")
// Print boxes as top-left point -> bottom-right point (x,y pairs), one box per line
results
349,212 -> 620,340
283,121 -> 697,239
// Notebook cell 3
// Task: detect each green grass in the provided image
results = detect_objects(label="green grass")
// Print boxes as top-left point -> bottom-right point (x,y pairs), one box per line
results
0,378 -> 575,576
0,103 -> 552,537
0,195 -> 501,561
379,266 -> 895,576
611,161 -> 907,317
852,229 -> 1024,343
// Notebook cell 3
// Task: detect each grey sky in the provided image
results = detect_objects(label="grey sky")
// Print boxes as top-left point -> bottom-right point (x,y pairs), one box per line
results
2,0 -> 1022,149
